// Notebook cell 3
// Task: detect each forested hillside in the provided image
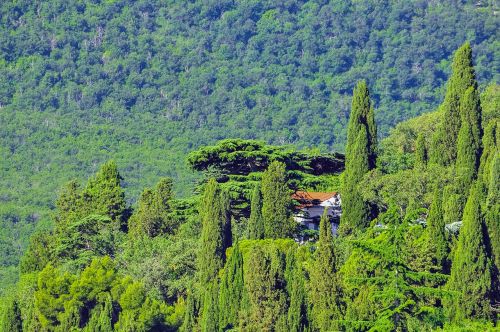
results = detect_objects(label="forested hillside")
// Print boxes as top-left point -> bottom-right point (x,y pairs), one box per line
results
0,0 -> 499,284
1,41 -> 498,331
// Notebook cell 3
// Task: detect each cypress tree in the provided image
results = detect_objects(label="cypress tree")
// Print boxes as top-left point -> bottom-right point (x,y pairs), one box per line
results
247,184 -> 265,240
426,188 -> 448,272
456,86 -> 483,192
414,133 -> 427,169
198,178 -> 232,286
261,161 -> 294,239
340,126 -> 371,233
311,209 -> 343,330
446,183 -> 492,321
83,160 -> 127,229
181,288 -> 198,332
346,80 -> 377,168
431,42 -> 477,166
128,177 -> 175,237
1,297 -> 22,332
219,242 -> 244,331
478,121 -> 498,194
243,246 -> 288,331
200,281 -> 219,332
286,252 -> 307,332
341,80 -> 377,234
485,153 -> 499,302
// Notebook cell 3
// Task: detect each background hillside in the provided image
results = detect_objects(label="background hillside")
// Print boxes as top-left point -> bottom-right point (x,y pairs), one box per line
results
0,0 -> 498,285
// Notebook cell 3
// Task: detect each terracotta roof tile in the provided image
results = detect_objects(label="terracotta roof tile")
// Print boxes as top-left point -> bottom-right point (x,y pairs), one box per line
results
291,191 -> 338,209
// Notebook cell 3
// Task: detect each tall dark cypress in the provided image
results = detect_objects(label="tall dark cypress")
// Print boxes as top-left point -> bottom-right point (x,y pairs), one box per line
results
341,125 -> 372,233
446,183 -> 492,321
311,209 -> 343,330
431,42 -> 477,166
478,121 -> 498,194
426,188 -> 448,272
200,281 -> 219,332
456,86 -> 482,192
247,184 -> 265,240
1,297 -> 22,332
346,80 -> 377,168
219,242 -> 244,331
341,80 -> 377,234
261,161 -> 294,239
485,153 -> 499,302
285,250 -> 307,332
198,178 -> 232,286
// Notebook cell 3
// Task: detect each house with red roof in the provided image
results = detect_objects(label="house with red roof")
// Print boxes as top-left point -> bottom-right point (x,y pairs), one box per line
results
292,191 -> 341,235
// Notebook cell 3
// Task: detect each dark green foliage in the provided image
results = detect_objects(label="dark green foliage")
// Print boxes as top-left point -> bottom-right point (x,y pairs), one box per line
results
446,183 -> 492,321
83,160 -> 128,229
261,161 -> 295,239
128,177 -> 176,237
1,1 -> 498,288
310,209 -> 343,331
241,245 -> 288,331
346,80 -> 377,168
342,207 -> 447,331
247,184 -> 265,240
478,121 -> 498,194
181,288 -> 199,332
341,126 -> 372,234
198,179 -> 232,286
219,242 -> 244,331
485,153 -> 499,303
341,81 -> 377,234
200,281 -> 219,332
431,42 -> 478,166
19,231 -> 54,274
54,180 -> 83,236
284,248 -> 308,332
56,214 -> 118,268
1,297 -> 22,332
188,139 -> 344,176
189,139 -> 344,219
456,86 -> 483,192
426,188 -> 448,273
414,133 -> 428,169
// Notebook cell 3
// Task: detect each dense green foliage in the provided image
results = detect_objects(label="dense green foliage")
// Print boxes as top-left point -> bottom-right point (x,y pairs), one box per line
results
446,183 -> 492,321
340,81 -> 376,234
261,161 -> 295,238
0,3 -> 499,330
1,0 -> 499,289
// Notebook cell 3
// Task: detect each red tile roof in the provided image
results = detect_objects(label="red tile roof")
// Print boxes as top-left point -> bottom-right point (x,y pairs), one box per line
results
292,191 -> 338,209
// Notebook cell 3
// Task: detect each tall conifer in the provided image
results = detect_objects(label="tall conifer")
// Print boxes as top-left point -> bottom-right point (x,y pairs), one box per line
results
341,80 -> 377,234
431,42 -> 477,166
311,209 -> 343,330
83,160 -> 127,229
261,161 -> 294,238
341,126 -> 371,233
200,281 -> 219,332
478,121 -> 498,194
198,178 -> 232,286
446,183 -> 492,321
247,184 -> 264,240
219,242 -> 244,331
485,153 -> 499,303
286,251 -> 307,332
456,86 -> 482,192
426,188 -> 448,272
1,297 -> 22,332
